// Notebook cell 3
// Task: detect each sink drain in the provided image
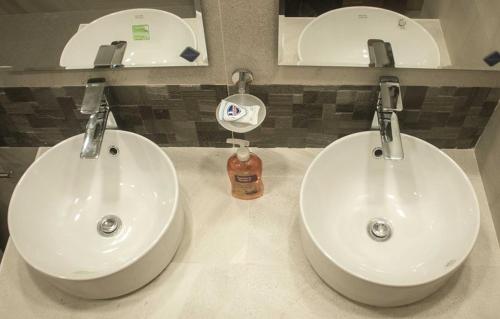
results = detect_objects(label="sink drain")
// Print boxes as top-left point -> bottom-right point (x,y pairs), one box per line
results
97,215 -> 122,237
372,147 -> 383,158
108,145 -> 119,156
367,218 -> 392,242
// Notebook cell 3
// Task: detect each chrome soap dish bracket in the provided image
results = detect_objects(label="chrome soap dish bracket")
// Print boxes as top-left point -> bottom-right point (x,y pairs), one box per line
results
216,69 -> 267,134
233,68 -> 254,94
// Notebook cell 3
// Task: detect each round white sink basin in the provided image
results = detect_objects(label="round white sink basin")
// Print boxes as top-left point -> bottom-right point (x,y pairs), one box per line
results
298,6 -> 441,68
8,130 -> 183,299
300,132 -> 479,307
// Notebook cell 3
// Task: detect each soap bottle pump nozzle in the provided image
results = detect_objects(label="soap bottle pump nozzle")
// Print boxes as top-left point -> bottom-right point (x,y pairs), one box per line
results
226,138 -> 251,161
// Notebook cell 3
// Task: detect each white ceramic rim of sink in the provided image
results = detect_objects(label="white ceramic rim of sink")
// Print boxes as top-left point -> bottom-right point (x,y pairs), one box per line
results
300,132 -> 480,287
8,131 -> 180,281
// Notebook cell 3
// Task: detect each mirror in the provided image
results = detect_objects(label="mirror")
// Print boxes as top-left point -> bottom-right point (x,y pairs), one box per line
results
0,0 -> 208,70
278,0 -> 500,71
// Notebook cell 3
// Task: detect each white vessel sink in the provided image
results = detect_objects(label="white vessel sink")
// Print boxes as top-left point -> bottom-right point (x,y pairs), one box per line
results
60,8 -> 197,69
298,6 -> 441,68
300,132 -> 479,307
8,130 -> 183,299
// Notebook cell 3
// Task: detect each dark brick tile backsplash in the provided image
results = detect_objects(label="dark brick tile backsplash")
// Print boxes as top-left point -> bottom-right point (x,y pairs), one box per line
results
0,85 -> 498,149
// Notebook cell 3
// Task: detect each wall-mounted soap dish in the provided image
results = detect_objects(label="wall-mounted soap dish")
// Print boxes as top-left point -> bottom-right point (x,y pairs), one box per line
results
216,69 -> 267,134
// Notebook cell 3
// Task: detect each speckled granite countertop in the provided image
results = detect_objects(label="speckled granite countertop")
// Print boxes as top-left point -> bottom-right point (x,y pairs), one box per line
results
0,148 -> 499,319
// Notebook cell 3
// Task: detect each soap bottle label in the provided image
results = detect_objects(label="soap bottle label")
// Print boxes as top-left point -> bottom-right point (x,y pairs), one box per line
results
233,175 -> 259,196
235,175 -> 258,183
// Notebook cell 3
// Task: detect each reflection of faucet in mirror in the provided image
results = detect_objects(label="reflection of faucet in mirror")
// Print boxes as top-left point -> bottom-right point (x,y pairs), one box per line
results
80,78 -> 117,159
93,41 -> 127,68
371,76 -> 404,160
368,39 -> 395,68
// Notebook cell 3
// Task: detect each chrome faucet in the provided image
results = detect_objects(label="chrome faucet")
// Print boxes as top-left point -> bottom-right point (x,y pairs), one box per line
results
80,78 -> 117,159
371,76 -> 404,160
79,41 -> 125,159
367,39 -> 395,68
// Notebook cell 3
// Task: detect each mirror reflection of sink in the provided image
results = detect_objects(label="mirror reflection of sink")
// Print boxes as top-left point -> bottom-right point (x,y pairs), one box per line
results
300,131 -> 479,307
8,130 -> 183,299
60,8 -> 197,69
298,6 -> 441,68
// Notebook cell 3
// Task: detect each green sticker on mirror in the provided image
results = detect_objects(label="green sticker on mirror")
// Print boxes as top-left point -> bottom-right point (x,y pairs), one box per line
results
132,24 -> 150,40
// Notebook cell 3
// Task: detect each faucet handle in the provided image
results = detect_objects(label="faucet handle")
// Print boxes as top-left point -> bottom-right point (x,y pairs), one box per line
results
379,78 -> 403,112
81,78 -> 106,115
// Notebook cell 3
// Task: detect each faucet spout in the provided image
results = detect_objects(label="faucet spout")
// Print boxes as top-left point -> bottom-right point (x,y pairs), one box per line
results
376,112 -> 403,160
81,111 -> 108,159
371,76 -> 404,160
80,78 -> 116,159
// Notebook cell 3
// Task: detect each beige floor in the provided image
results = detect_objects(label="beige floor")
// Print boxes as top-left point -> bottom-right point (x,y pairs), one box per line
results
0,148 -> 499,319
